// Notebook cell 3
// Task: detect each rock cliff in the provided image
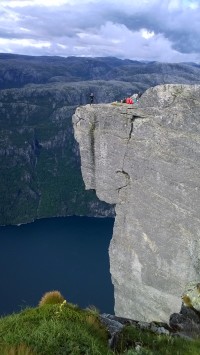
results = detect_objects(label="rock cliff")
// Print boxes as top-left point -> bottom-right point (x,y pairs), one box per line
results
73,84 -> 200,322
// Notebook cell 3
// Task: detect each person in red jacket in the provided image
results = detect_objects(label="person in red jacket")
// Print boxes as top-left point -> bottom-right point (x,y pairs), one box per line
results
126,97 -> 133,104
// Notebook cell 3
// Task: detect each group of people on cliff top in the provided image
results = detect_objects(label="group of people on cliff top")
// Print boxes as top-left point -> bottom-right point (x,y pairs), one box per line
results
121,92 -> 142,104
89,92 -> 142,105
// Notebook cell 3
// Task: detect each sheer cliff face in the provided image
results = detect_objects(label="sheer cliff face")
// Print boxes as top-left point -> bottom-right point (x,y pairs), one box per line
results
73,84 -> 200,322
0,85 -> 113,225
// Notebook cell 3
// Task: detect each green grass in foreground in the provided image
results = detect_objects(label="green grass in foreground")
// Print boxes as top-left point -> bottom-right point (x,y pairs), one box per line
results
1,296 -> 200,355
0,303 -> 110,355
115,325 -> 200,355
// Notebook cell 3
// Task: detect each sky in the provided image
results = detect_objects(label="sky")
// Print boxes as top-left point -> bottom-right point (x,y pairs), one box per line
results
0,0 -> 200,62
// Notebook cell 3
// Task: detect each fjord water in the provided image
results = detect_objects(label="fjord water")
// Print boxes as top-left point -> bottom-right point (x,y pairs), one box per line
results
0,216 -> 114,316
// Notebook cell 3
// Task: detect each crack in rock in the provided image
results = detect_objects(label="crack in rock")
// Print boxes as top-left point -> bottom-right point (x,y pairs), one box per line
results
116,170 -> 130,191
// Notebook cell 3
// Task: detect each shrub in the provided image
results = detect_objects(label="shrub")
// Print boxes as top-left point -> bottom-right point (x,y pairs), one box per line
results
38,290 -> 65,306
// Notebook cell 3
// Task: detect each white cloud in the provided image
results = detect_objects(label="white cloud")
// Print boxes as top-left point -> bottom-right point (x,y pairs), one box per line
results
1,0 -> 93,7
141,29 -> 155,39
1,0 -> 70,7
57,43 -> 67,49
19,27 -> 31,32
95,22 -> 199,62
0,0 -> 200,62
183,0 -> 199,9
0,38 -> 51,48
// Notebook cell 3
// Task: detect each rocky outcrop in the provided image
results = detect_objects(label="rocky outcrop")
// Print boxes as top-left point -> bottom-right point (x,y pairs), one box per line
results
170,304 -> 200,339
101,305 -> 200,350
100,313 -> 171,349
73,84 -> 200,322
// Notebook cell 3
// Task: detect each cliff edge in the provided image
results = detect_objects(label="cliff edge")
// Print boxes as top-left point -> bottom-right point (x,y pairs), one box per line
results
73,84 -> 200,322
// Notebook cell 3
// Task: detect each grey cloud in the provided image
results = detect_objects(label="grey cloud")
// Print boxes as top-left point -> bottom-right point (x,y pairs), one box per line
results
33,2 -> 200,52
17,3 -> 104,38
0,1 -> 200,61
104,5 -> 200,53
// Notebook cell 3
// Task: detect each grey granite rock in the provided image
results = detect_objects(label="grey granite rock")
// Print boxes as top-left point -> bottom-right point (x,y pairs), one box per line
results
73,84 -> 200,322
100,314 -> 124,347
170,304 -> 200,338
100,313 -> 172,349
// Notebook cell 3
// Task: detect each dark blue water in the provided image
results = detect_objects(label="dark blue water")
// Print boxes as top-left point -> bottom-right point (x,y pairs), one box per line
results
0,216 -> 114,316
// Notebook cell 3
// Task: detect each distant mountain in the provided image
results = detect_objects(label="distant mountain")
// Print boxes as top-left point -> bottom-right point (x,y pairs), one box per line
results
0,54 -> 200,90
0,54 -> 200,225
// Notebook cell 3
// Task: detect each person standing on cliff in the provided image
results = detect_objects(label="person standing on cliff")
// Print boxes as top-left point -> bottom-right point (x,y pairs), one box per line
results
90,93 -> 94,105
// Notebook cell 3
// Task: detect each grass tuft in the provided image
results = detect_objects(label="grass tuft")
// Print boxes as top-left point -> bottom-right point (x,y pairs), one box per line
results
86,305 -> 100,315
38,290 -> 65,306
0,344 -> 36,355
182,294 -> 192,308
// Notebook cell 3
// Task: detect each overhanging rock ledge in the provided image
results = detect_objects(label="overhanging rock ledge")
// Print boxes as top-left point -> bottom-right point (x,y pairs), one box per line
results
72,84 -> 200,322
